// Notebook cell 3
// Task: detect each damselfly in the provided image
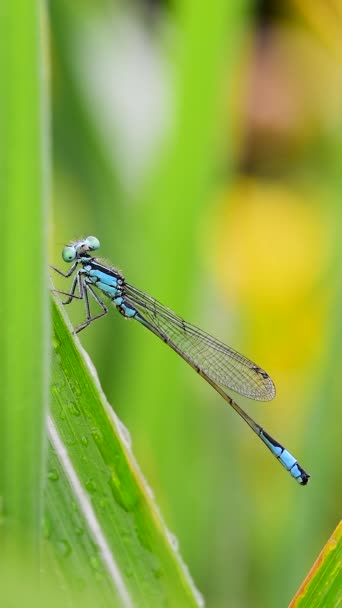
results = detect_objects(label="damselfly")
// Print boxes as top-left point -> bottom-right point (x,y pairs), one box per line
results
51,236 -> 310,485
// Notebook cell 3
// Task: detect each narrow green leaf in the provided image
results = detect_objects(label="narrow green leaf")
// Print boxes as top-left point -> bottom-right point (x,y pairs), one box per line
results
46,296 -> 202,607
0,0 -> 49,556
289,521 -> 342,608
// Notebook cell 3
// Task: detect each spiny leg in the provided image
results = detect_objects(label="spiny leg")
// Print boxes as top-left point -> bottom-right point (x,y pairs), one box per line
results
75,282 -> 108,334
50,262 -> 78,278
51,271 -> 84,304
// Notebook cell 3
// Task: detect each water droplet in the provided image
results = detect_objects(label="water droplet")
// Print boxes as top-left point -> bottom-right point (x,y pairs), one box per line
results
108,469 -> 138,512
66,436 -> 76,446
116,418 -> 132,449
89,555 -> 100,570
85,478 -> 97,494
80,435 -> 88,446
166,529 -> 179,552
68,402 -> 81,417
152,562 -> 163,579
42,516 -> 51,539
52,336 -> 60,350
48,469 -> 59,481
57,375 -> 66,389
74,526 -> 84,536
50,384 -> 59,397
56,539 -> 72,557
69,381 -> 81,397
91,429 -> 103,444
145,483 -> 155,500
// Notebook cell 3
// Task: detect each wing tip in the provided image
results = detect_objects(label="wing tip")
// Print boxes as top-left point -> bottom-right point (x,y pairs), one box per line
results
252,365 -> 276,401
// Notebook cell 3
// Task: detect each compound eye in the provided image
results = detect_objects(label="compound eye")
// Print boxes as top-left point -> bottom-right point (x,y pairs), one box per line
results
85,236 -> 100,251
62,246 -> 76,263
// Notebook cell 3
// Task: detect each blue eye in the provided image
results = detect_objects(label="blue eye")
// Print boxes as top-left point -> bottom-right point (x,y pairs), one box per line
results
62,246 -> 76,263
85,236 -> 100,251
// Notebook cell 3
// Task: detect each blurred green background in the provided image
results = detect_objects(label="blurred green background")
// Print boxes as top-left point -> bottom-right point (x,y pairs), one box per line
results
50,1 -> 342,606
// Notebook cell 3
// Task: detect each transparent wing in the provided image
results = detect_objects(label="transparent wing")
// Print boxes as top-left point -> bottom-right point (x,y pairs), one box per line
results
124,283 -> 275,401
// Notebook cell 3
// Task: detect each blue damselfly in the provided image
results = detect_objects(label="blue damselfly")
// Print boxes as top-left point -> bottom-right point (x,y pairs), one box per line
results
52,236 -> 310,485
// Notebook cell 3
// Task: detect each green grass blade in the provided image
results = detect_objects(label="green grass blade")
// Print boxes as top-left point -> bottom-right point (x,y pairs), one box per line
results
0,0 -> 49,556
289,521 -> 342,608
47,296 -> 202,607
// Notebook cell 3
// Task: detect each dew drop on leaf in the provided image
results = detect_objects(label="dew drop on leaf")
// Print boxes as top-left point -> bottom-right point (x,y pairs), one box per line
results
56,539 -> 72,558
85,478 -> 97,493
48,469 -> 59,481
